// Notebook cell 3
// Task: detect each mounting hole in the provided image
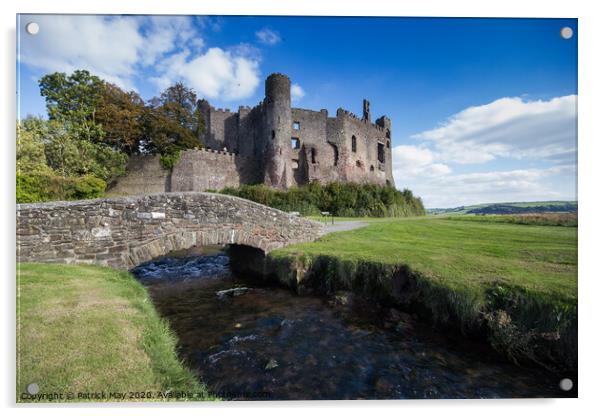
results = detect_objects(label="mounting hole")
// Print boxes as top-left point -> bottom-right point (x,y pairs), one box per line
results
25,22 -> 39,35
26,383 -> 39,395
559,378 -> 573,391
560,27 -> 573,40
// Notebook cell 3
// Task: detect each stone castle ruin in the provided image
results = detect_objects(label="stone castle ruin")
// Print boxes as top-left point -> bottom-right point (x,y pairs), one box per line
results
110,73 -> 395,195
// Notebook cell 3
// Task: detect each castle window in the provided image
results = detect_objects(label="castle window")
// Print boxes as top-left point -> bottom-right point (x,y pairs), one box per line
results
311,148 -> 317,164
351,135 -> 357,152
370,165 -> 375,172
356,160 -> 362,168
271,130 -> 275,140
377,143 -> 385,164
292,159 -> 299,170
293,121 -> 300,130
387,140 -> 390,149
291,137 -> 301,149
329,143 -> 339,166
386,129 -> 391,139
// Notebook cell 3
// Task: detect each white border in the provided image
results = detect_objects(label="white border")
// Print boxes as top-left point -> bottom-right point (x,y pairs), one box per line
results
2,1 -> 601,415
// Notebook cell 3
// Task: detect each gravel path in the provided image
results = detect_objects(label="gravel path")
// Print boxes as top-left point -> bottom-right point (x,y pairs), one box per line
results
322,220 -> 369,234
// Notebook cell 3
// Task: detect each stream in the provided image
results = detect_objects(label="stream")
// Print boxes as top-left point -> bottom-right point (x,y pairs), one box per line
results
132,246 -> 574,400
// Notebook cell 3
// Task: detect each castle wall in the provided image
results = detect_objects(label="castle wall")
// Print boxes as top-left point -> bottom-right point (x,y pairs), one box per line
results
236,105 -> 265,184
338,110 -> 392,185
171,149 -> 245,191
107,155 -> 170,196
204,108 -> 238,151
290,108 -> 335,184
112,73 -> 396,196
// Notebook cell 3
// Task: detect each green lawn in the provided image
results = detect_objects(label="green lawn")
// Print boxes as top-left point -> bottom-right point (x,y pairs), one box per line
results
271,217 -> 577,369
17,263 -> 212,402
276,217 -> 576,299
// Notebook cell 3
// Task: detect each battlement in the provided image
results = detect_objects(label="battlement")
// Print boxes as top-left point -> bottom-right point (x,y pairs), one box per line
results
336,107 -> 389,133
198,147 -> 238,157
191,72 -> 394,190
213,107 -> 233,114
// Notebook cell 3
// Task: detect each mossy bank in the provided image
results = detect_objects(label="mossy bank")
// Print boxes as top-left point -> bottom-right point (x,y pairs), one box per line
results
17,263 -> 213,402
265,217 -> 577,373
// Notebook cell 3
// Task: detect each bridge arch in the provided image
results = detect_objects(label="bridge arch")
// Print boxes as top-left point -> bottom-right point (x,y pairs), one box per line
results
17,192 -> 324,269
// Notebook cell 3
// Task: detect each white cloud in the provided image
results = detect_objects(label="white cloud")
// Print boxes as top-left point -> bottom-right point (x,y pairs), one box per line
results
155,47 -> 261,101
19,15 -> 263,101
412,95 -> 577,164
291,83 -> 305,102
255,28 -> 281,45
20,15 -> 146,90
139,16 -> 198,66
392,145 -> 450,177
393,95 -> 577,207
393,164 -> 575,208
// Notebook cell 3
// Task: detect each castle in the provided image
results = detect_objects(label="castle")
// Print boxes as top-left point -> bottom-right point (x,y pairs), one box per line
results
110,73 -> 395,195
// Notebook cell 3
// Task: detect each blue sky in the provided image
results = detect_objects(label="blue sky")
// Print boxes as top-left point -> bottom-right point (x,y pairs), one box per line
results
17,15 -> 577,207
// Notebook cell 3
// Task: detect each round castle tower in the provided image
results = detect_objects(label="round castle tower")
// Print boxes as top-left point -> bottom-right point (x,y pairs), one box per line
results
263,73 -> 293,189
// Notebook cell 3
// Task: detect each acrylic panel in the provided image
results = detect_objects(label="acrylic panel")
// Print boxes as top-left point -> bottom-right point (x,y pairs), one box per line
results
16,14 -> 578,402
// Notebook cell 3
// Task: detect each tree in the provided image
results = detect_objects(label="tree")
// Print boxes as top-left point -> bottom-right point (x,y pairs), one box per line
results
38,70 -> 105,143
16,117 -> 111,203
17,117 -> 53,175
95,83 -> 145,154
44,131 -> 127,182
144,82 -> 204,157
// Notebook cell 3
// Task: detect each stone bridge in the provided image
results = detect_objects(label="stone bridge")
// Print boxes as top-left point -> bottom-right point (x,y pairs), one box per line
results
17,192 -> 324,269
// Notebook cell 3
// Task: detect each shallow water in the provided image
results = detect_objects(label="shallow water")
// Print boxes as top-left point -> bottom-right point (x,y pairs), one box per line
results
132,248 -> 575,400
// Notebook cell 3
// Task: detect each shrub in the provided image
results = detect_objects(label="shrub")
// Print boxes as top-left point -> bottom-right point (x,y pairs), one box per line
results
159,150 -> 181,171
16,173 -> 106,203
221,182 -> 425,218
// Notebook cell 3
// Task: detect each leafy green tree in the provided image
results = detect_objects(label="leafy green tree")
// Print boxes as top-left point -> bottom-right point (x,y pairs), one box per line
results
17,117 -> 53,175
44,131 -> 127,182
144,82 -> 204,158
95,83 -> 145,154
38,70 -> 105,143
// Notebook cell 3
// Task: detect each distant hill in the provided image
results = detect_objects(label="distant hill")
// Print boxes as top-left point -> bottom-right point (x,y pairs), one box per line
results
427,201 -> 578,215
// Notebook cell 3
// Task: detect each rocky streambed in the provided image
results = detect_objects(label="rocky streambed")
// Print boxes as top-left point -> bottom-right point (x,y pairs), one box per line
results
132,247 -> 574,400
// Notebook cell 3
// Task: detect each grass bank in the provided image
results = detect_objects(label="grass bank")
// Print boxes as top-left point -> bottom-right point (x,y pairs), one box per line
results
268,217 -> 577,371
17,263 -> 212,402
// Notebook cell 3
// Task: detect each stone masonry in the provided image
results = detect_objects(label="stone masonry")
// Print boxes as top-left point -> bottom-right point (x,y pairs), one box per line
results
17,192 -> 324,269
109,73 -> 395,195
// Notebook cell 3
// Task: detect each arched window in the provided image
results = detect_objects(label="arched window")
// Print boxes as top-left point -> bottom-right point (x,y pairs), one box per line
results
377,143 -> 385,163
370,165 -> 375,172
291,137 -> 300,149
271,130 -> 275,140
351,135 -> 357,152
311,148 -> 317,164
387,140 -> 390,149
328,143 -> 339,166
356,160 -> 362,167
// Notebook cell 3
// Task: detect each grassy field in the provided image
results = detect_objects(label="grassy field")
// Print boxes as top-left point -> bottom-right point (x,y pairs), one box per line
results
270,216 -> 577,370
17,263 -> 212,402
445,212 -> 577,227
